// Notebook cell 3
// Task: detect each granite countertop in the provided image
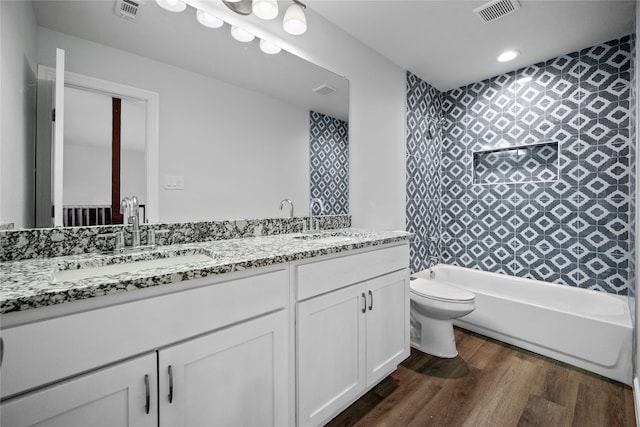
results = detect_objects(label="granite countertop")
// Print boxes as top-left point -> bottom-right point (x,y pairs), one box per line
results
0,229 -> 410,314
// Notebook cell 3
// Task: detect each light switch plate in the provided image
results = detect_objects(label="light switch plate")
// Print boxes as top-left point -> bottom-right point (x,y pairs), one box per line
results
165,175 -> 184,190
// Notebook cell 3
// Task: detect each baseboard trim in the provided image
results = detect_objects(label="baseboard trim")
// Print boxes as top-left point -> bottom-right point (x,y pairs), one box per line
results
633,376 -> 640,426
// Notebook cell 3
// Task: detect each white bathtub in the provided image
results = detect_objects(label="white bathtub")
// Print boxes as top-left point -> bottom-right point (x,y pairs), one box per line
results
414,264 -> 633,384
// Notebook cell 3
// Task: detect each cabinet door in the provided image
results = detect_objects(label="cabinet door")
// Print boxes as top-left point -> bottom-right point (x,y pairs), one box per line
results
366,269 -> 410,387
1,353 -> 157,427
297,283 -> 367,427
158,310 -> 289,427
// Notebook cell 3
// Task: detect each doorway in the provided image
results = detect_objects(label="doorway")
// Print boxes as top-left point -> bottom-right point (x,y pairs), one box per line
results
62,87 -> 146,226
35,65 -> 159,228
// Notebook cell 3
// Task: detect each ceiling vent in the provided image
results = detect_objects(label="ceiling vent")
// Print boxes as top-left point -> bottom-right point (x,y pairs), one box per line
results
473,0 -> 521,23
115,0 -> 141,21
312,84 -> 337,96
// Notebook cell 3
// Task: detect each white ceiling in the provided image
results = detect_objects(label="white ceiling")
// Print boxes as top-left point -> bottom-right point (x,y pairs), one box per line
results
31,0 -> 349,121
308,0 -> 636,91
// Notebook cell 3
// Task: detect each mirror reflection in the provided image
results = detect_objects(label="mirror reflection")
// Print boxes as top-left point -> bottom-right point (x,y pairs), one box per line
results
63,88 -> 147,226
2,0 -> 349,229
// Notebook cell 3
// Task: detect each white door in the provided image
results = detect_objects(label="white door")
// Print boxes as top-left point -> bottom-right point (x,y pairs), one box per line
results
0,353 -> 157,427
297,283 -> 367,427
159,310 -> 289,427
52,48 -> 65,226
365,269 -> 410,387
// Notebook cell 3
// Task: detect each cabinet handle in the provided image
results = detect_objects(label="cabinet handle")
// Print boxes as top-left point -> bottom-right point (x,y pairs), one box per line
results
361,292 -> 366,313
144,374 -> 150,414
0,337 -> 4,367
168,365 -> 174,403
368,290 -> 373,311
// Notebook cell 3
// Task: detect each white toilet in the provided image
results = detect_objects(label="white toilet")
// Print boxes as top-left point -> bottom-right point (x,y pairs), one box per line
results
410,276 -> 476,358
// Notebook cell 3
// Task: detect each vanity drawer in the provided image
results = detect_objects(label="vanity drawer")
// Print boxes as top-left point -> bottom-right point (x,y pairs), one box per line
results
1,267 -> 288,399
296,244 -> 409,300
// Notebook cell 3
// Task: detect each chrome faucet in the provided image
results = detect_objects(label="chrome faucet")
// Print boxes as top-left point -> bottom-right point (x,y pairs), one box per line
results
279,199 -> 294,218
309,198 -> 325,232
120,196 -> 141,248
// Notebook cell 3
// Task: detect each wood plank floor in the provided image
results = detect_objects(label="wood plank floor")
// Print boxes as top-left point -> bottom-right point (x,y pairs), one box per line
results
326,328 -> 635,427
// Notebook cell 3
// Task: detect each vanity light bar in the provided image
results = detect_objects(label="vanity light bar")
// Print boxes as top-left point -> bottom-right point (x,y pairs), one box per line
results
155,0 -> 284,55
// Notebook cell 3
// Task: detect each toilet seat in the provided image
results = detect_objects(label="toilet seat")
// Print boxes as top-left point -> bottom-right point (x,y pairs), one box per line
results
410,278 -> 475,303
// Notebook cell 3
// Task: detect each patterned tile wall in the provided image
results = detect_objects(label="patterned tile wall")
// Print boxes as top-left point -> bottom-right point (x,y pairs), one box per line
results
407,35 -> 635,295
628,34 -> 637,307
309,111 -> 349,215
406,72 -> 443,273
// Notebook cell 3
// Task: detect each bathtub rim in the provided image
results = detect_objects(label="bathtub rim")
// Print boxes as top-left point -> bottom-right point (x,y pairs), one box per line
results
414,265 -> 631,328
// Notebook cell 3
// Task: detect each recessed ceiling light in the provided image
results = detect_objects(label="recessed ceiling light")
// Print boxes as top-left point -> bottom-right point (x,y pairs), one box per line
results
497,50 -> 520,62
516,76 -> 532,84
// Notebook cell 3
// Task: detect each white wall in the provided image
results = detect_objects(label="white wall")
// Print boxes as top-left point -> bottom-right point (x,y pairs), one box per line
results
0,0 -> 38,228
284,11 -> 407,230
37,28 -> 310,222
63,144 -> 111,206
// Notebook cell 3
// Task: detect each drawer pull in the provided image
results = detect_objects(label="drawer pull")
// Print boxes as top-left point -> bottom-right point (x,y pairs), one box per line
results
144,374 -> 150,414
361,292 -> 366,313
168,365 -> 174,403
368,290 -> 373,311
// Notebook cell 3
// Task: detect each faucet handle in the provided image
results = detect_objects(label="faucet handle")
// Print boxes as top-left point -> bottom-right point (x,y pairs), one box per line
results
147,229 -> 169,246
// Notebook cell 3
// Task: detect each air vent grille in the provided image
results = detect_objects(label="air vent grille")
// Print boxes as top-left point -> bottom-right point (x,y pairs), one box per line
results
473,0 -> 521,23
115,0 -> 140,21
312,84 -> 337,96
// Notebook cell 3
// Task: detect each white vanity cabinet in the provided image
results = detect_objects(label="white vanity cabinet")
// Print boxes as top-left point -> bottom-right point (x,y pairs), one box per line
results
1,353 -> 158,427
158,310 -> 289,427
0,266 -> 290,427
295,244 -> 410,427
0,238 -> 410,427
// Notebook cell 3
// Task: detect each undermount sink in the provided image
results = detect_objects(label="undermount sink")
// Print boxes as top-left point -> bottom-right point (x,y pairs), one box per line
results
53,251 -> 214,283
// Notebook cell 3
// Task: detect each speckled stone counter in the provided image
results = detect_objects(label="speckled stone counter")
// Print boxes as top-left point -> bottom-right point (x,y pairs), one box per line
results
1,229 -> 410,314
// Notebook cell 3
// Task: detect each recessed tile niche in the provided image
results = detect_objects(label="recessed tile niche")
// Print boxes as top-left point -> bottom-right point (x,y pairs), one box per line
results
473,142 -> 559,185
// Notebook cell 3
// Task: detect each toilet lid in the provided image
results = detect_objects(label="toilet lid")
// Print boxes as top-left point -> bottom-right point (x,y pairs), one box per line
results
410,278 -> 475,302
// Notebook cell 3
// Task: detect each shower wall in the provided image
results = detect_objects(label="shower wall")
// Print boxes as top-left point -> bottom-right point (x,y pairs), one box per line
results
407,35 -> 635,295
406,73 -> 443,273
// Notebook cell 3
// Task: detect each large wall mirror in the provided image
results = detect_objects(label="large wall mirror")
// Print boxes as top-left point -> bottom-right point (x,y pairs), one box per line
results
3,0 -> 349,229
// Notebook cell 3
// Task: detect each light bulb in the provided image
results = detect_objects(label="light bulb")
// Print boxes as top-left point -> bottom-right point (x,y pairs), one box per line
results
253,0 -> 279,20
231,25 -> 255,43
196,9 -> 223,28
260,39 -> 281,54
497,50 -> 520,62
155,0 -> 186,12
283,3 -> 307,35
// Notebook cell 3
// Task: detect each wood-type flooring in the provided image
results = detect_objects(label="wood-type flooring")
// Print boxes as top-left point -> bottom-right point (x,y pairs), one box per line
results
326,328 -> 635,427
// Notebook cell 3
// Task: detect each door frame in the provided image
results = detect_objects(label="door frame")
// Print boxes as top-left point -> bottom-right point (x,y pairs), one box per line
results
36,66 -> 159,226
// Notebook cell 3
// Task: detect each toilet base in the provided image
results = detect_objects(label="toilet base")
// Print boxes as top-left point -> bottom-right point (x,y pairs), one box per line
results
410,316 -> 458,358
